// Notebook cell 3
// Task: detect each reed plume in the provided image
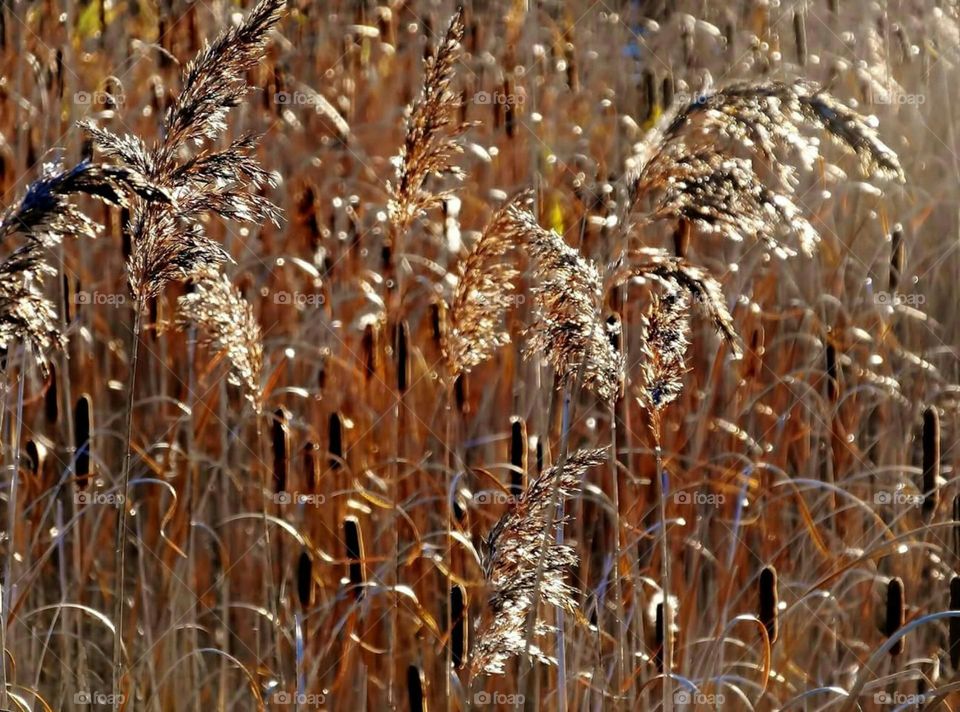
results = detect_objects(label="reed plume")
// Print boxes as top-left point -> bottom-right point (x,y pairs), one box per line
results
441,193 -> 527,373
176,273 -> 264,411
387,7 -> 468,236
472,448 -> 607,675
512,206 -> 623,401
82,0 -> 284,300
637,283 -> 691,420
626,80 -> 904,258
610,247 -> 739,354
0,245 -> 62,372
0,160 -> 166,370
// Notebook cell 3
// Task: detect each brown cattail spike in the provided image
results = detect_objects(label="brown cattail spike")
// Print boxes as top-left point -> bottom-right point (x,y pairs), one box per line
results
922,406 -> 940,519
759,565 -> 779,644
454,372 -> 468,414
344,516 -> 365,600
303,442 -> 319,493
883,577 -> 906,655
328,412 -> 343,471
44,364 -> 58,424
362,323 -> 378,381
655,601 -> 665,672
826,342 -> 839,401
406,665 -> 427,712
509,416 -> 527,497
450,583 -> 467,669
889,224 -> 904,291
793,11 -> 807,66
297,549 -> 312,607
950,576 -> 960,670
661,74 -> 674,109
953,495 -> 960,564
74,394 -> 92,488
272,408 -> 289,494
397,320 -> 410,393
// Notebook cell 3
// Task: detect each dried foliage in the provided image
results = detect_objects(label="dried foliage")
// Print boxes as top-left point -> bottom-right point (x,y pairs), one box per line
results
5,1 -> 958,710
474,448 -> 608,675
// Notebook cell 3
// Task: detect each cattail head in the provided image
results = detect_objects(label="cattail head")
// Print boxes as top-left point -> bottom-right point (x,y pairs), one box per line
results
328,412 -> 344,471
509,415 -> 527,497
826,342 -> 840,402
651,592 -> 679,673
450,583 -> 468,669
297,549 -> 313,607
74,394 -> 93,488
889,224 -> 905,292
271,408 -> 289,494
343,516 -> 365,600
406,665 -> 427,712
793,11 -> 807,66
396,320 -> 410,393
881,576 -> 906,655
922,406 -> 940,519
759,565 -> 779,644
949,576 -> 960,670
44,363 -> 58,424
362,322 -> 380,381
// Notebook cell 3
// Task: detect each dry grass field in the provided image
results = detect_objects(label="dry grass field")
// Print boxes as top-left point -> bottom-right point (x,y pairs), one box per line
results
1,0 -> 960,710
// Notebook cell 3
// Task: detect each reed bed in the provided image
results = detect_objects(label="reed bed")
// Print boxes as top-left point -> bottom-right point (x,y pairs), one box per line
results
1,1 -> 960,710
